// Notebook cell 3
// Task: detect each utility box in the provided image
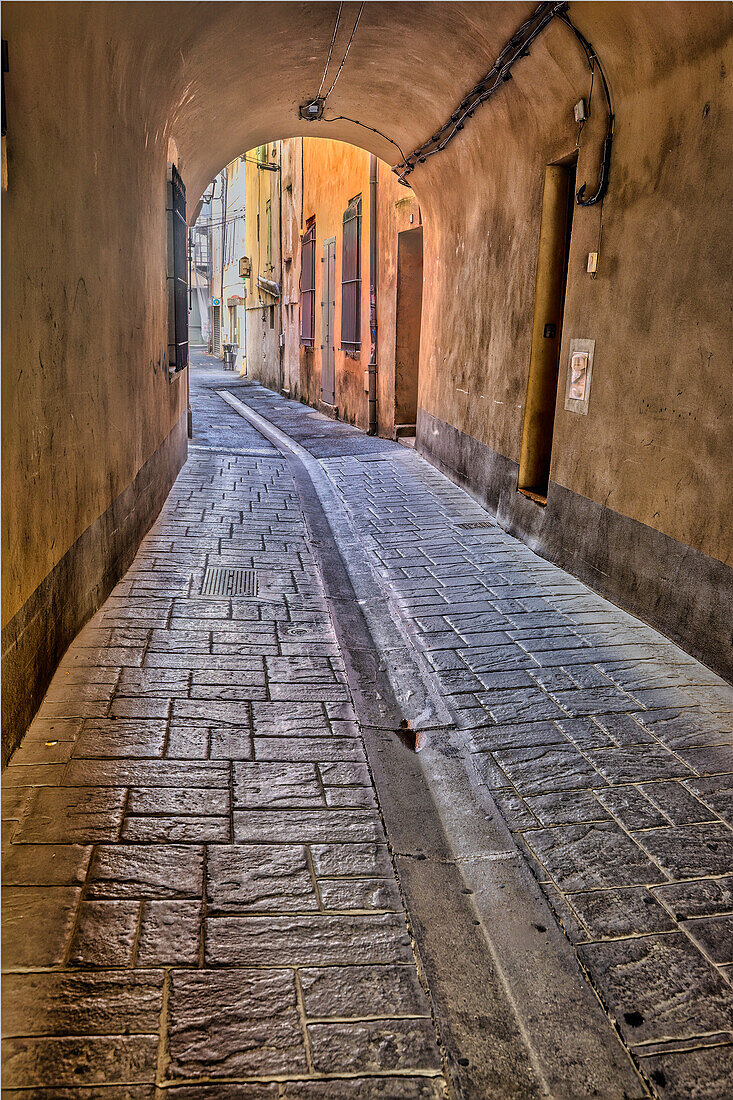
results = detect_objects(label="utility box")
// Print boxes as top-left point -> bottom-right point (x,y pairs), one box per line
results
239,256 -> 252,278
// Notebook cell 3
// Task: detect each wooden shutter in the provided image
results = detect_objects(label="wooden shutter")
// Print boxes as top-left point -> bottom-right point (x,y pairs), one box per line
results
340,197 -> 361,351
167,163 -> 188,373
300,221 -> 316,347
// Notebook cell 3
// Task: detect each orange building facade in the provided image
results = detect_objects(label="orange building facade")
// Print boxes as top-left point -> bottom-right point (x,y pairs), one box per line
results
276,137 -> 423,439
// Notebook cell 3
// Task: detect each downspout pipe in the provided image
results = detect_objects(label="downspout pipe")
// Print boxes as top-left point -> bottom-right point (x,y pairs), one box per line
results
367,154 -> 378,435
219,170 -> 228,356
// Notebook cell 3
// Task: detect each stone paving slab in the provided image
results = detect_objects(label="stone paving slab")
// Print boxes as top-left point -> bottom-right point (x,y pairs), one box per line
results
4,355 -> 731,1097
227,368 -> 733,1098
2,372 -> 449,1094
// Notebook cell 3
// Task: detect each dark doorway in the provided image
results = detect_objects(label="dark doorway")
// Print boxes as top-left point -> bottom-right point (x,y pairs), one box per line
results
394,226 -> 423,436
212,303 -> 221,356
517,160 -> 576,502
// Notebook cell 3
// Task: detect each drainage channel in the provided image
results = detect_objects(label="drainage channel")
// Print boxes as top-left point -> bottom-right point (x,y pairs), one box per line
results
216,387 -> 648,1100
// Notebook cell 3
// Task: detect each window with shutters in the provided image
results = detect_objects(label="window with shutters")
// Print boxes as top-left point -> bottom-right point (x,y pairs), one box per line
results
167,162 -> 188,376
300,218 -> 316,348
340,196 -> 362,353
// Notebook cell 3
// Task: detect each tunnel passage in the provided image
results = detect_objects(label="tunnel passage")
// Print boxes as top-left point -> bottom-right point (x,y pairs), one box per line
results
2,2 -> 732,759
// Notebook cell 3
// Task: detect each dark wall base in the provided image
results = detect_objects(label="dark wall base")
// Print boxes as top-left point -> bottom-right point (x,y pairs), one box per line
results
2,414 -> 188,764
416,408 -> 733,683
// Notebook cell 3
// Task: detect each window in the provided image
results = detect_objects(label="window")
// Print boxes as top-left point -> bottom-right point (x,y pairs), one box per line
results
300,218 -> 316,347
166,163 -> 188,376
341,196 -> 362,352
228,303 -> 238,346
266,199 -> 272,269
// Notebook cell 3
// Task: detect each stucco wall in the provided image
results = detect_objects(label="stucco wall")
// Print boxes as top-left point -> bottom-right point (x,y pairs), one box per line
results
275,137 -> 420,436
297,138 -> 372,427
281,138 -> 303,397
2,5 -> 187,626
375,162 -> 422,437
416,10 -> 733,570
2,3 -> 188,757
243,146 -> 282,391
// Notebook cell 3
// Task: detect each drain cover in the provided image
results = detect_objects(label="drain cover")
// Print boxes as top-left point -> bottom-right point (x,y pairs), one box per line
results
201,567 -> 258,597
455,521 -> 494,530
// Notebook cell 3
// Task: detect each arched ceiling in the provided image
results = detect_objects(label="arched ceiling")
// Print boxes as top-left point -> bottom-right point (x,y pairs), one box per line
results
76,1 -> 728,206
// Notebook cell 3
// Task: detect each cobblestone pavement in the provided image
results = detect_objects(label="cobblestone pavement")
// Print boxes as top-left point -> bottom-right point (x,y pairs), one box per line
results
2,368 -> 448,1096
3,352 -> 732,1098
221,370 -> 733,1097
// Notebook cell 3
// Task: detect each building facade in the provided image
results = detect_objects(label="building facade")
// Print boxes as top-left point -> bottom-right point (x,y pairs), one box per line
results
242,143 -> 283,389
246,136 -> 422,441
188,159 -> 247,368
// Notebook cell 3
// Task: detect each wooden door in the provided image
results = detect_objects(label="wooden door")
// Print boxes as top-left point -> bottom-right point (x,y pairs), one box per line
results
321,237 -> 336,405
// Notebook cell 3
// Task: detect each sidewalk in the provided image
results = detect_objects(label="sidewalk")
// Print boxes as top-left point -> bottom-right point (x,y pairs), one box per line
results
2,350 -> 731,1097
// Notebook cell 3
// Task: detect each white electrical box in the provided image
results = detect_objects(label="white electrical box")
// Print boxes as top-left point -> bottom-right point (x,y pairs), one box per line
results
574,98 -> 588,123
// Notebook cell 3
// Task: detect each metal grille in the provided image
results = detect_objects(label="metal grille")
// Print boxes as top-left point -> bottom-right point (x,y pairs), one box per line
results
340,197 -> 362,351
455,521 -> 494,530
300,221 -> 316,347
201,567 -> 258,597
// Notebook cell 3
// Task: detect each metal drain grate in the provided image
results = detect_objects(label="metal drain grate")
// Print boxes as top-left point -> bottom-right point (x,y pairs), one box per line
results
455,521 -> 494,530
201,567 -> 258,597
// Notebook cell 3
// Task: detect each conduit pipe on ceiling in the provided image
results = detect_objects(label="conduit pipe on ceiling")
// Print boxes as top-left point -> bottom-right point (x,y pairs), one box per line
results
367,154 -> 378,435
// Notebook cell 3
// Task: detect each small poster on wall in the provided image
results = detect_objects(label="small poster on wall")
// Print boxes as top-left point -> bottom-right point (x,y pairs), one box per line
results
565,339 -> 595,415
569,351 -> 589,400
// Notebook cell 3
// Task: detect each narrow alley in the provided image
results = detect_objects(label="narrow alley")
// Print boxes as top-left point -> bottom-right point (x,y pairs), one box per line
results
3,352 -> 731,1097
3,4 -> 732,1097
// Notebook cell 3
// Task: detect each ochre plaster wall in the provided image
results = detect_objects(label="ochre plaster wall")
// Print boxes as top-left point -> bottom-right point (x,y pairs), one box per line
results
297,137 -> 371,428
243,146 -> 282,392
2,5 -> 187,629
415,10 -> 733,568
375,162 -> 421,437
276,137 -> 420,438
1,3 -> 190,757
281,139 -> 303,397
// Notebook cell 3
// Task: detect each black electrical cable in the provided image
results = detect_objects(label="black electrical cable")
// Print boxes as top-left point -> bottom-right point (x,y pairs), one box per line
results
317,2 -> 344,100
391,1 -> 614,206
392,1 -> 566,181
321,113 -> 407,162
558,11 -> 614,205
323,1 -> 365,100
